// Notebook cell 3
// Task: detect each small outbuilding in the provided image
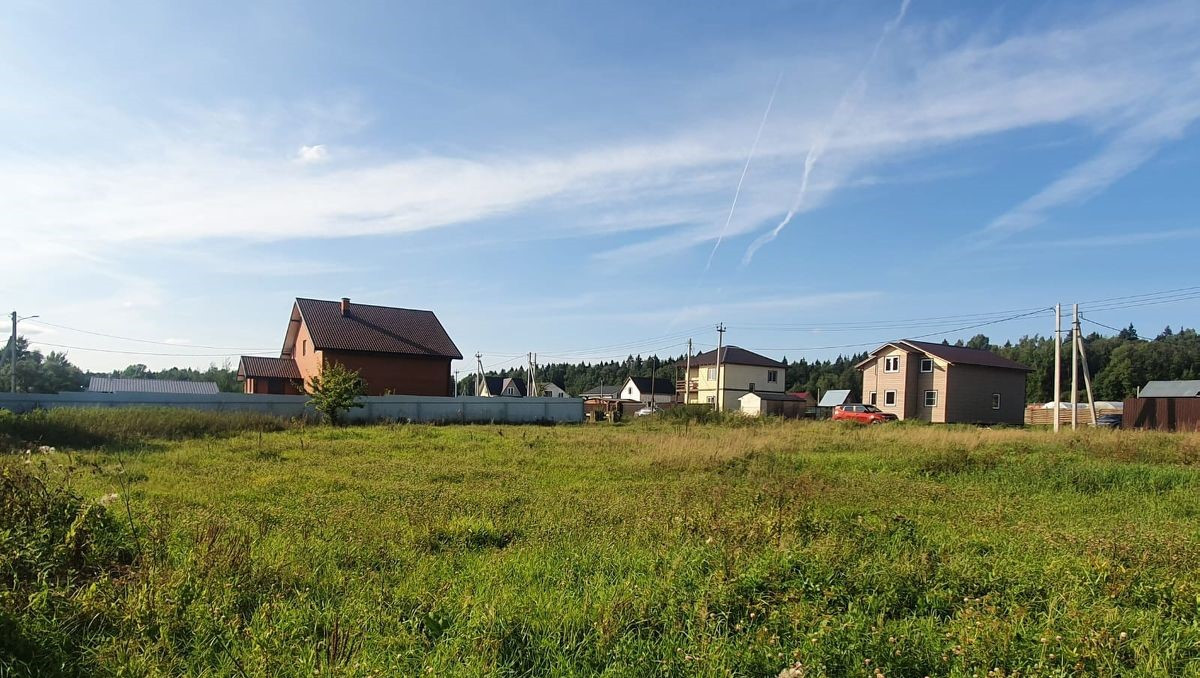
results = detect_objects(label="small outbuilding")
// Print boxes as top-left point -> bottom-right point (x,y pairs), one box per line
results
739,391 -> 808,418
88,377 -> 220,395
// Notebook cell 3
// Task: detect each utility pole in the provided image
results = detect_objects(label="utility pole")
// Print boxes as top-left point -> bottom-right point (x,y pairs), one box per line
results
474,352 -> 484,396
8,309 -> 15,391
1053,304 -> 1061,433
684,338 -> 692,405
9,311 -> 15,394
1075,302 -> 1084,427
1075,309 -> 1098,426
649,355 -> 656,407
453,369 -> 459,397
527,352 -> 538,397
715,323 -> 726,412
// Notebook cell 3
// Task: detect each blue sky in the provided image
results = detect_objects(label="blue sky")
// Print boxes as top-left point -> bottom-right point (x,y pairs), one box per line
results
3,0 -> 1199,373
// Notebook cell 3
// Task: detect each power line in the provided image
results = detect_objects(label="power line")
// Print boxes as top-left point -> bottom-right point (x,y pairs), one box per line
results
1080,316 -> 1145,339
28,340 -> 273,358
32,320 -> 276,351
744,307 -> 1053,353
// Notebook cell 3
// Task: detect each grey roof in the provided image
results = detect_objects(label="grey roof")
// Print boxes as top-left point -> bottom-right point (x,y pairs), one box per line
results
1139,380 -> 1200,397
88,377 -> 220,395
480,376 -> 527,396
580,384 -> 621,398
817,389 -> 852,407
740,391 -> 805,402
626,377 -> 676,395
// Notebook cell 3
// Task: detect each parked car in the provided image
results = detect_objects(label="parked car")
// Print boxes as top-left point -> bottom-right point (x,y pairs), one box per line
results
1095,413 -> 1122,429
635,406 -> 658,417
832,404 -> 898,424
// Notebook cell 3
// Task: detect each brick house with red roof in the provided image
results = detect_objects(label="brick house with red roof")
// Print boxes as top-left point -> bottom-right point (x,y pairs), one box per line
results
238,297 -> 462,396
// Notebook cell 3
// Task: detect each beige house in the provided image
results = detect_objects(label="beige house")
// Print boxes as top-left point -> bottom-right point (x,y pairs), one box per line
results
678,346 -> 786,411
856,340 -> 1031,425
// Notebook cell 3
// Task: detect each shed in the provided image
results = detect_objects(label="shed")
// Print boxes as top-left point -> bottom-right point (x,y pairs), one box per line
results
739,391 -> 807,418
817,389 -> 852,408
1139,380 -> 1200,398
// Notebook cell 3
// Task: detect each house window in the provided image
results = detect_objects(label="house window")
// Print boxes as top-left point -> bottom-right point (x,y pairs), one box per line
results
884,356 -> 900,372
706,395 -> 715,404
869,391 -> 877,405
707,367 -> 718,380
924,390 -> 938,407
884,390 -> 896,406
767,370 -> 778,383
628,386 -> 634,395
992,393 -> 1001,410
920,358 -> 933,373
302,339 -> 307,356
504,387 -> 515,396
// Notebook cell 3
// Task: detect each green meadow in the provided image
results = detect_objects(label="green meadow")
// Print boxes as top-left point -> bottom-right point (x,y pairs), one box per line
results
3,410 -> 1200,677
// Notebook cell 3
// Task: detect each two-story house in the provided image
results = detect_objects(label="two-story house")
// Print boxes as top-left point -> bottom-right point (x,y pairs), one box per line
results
678,346 -> 786,411
238,297 -> 462,396
856,339 -> 1031,424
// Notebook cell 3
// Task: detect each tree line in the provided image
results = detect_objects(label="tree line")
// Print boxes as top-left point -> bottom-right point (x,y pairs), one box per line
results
5,325 -> 1198,400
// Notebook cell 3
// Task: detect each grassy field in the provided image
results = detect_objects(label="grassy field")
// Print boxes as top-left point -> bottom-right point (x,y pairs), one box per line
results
4,414 -> 1200,676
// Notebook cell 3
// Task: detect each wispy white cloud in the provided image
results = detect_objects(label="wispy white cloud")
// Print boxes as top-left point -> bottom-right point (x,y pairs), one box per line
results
294,144 -> 329,164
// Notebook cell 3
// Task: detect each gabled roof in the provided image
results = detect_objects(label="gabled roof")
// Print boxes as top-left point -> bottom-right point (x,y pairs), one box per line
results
684,346 -> 784,368
579,384 -> 621,398
88,377 -> 219,395
481,376 -> 527,396
817,389 -> 852,407
855,339 -> 1032,372
286,298 -> 462,360
1140,380 -> 1200,397
238,356 -> 302,380
625,377 -> 676,395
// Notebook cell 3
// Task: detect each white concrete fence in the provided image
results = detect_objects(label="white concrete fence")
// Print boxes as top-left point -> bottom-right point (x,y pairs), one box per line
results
0,392 -> 583,424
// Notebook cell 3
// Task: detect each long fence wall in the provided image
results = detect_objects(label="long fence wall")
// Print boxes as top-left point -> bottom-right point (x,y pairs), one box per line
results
0,392 -> 583,424
1023,406 -> 1121,426
1122,397 -> 1200,432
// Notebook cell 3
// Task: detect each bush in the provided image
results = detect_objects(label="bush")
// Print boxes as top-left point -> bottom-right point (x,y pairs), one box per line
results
306,363 -> 366,425
0,407 -> 291,449
0,463 -> 136,674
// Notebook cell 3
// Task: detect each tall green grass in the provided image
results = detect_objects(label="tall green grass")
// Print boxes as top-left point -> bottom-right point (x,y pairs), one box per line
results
0,407 -> 292,450
4,421 -> 1200,676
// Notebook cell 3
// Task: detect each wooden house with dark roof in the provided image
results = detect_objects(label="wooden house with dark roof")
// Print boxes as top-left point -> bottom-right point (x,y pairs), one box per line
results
238,297 -> 462,396
855,339 -> 1031,424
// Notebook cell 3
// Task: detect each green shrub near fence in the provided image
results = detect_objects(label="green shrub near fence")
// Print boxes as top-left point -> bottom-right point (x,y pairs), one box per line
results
0,407 -> 292,449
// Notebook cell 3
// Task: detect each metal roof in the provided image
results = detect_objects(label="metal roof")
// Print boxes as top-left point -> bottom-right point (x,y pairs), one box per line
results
684,346 -> 785,368
856,339 -> 1032,372
740,391 -> 805,402
579,384 -> 621,398
817,389 -> 852,407
625,377 -> 676,395
293,298 -> 462,360
1139,380 -> 1200,397
238,356 -> 302,380
88,377 -> 220,395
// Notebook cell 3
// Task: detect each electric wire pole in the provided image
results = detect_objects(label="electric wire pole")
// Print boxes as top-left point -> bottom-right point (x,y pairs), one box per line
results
1075,307 -> 1097,426
1071,303 -> 1079,430
684,338 -> 692,405
474,352 -> 484,397
9,311 -> 16,394
715,323 -> 726,412
1053,304 -> 1061,433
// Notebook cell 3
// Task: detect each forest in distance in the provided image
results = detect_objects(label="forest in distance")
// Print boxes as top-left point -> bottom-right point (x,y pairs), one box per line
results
3,325 -> 1198,403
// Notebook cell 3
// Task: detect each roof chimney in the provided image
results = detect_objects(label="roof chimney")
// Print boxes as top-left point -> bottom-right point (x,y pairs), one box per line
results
340,297 -> 350,316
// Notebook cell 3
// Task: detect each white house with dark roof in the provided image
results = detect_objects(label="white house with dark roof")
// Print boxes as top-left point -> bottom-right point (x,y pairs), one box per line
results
619,376 -> 676,405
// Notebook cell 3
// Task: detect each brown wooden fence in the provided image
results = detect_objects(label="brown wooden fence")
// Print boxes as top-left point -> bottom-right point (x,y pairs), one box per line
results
1024,406 -> 1119,426
1122,397 -> 1200,431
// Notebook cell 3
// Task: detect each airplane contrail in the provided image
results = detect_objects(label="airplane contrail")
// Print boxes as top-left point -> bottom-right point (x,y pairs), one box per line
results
705,70 -> 784,271
742,0 -> 911,265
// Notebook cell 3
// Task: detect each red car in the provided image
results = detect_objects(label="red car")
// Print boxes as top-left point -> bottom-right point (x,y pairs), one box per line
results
832,404 -> 898,424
